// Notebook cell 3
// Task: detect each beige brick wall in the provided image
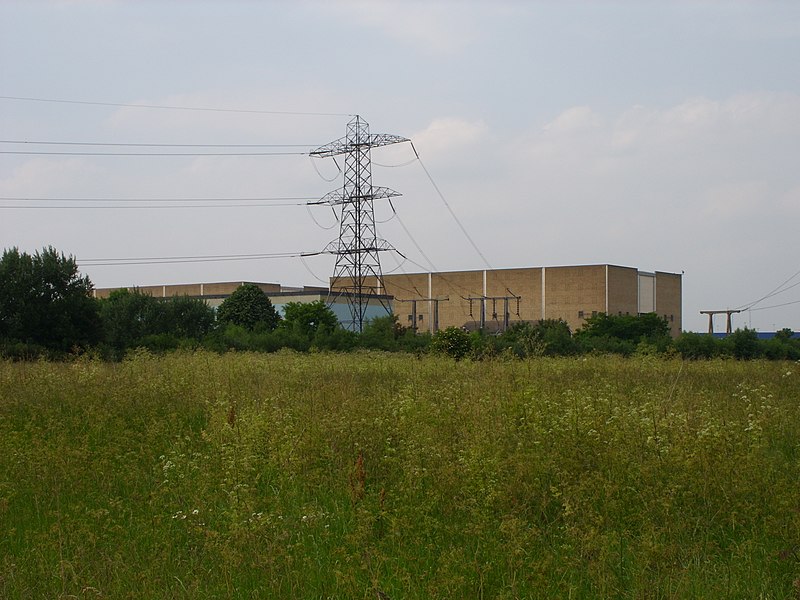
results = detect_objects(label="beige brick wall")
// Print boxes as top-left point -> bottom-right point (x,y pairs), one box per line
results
431,270 -> 484,330
486,268 -> 542,324
544,265 -> 606,333
381,265 -> 674,335
377,273 -> 431,330
606,265 -> 639,317
94,281 -> 282,300
381,267 -> 541,332
655,272 -> 682,337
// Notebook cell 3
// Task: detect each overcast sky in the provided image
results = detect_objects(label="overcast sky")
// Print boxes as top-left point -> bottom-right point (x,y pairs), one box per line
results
1,0 -> 799,332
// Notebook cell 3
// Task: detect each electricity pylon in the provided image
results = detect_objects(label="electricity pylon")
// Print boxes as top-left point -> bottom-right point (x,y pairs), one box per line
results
310,116 -> 409,332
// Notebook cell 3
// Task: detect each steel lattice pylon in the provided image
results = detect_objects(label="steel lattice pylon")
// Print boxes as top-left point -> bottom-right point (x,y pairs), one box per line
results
310,116 -> 408,332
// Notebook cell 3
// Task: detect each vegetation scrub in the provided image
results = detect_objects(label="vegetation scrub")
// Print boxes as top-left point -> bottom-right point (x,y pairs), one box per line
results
0,352 -> 799,598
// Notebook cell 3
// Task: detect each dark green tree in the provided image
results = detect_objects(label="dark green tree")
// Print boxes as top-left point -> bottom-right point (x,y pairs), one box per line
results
216,284 -> 280,331
164,295 -> 216,339
576,312 -> 670,342
674,332 -> 720,359
723,328 -> 761,360
99,289 -> 215,358
280,300 -> 338,337
0,247 -> 101,352
359,313 -> 406,350
501,319 -> 577,356
99,289 -> 162,354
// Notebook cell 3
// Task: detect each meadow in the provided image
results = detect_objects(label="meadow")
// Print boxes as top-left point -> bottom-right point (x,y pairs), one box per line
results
1,351 -> 799,599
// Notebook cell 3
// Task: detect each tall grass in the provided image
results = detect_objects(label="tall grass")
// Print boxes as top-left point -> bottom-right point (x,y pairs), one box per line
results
1,351 -> 799,598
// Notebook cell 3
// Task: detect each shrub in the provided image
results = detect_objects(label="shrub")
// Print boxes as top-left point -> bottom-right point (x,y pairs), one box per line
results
431,326 -> 472,359
674,332 -> 720,359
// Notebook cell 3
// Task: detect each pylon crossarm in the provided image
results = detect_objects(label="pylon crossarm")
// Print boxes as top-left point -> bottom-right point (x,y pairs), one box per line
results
310,134 -> 410,158
309,186 -> 401,206
323,239 -> 396,254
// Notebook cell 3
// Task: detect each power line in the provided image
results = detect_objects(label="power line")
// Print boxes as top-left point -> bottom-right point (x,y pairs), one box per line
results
0,95 -> 353,117
0,195 -> 316,209
0,150 -> 307,156
0,196 -> 317,202
0,139 -> 317,148
0,203 -> 307,210
736,268 -> 800,310
79,251 -> 322,266
415,151 -> 494,271
746,298 -> 800,312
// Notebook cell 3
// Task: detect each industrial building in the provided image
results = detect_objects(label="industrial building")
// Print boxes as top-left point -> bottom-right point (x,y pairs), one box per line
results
93,281 -> 393,326
94,263 -> 682,337
350,264 -> 682,337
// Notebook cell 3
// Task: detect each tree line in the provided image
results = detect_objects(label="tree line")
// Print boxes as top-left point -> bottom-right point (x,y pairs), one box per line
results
1,247 -> 798,361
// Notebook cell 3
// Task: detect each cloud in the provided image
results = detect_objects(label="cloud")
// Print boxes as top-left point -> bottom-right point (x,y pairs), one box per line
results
411,117 -> 488,160
543,106 -> 602,134
700,180 -> 771,219
324,0 -> 482,55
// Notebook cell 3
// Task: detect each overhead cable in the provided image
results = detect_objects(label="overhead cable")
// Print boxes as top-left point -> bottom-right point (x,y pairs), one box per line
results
0,203 -> 308,210
0,95 -> 354,117
746,298 -> 800,312
0,196 -> 317,202
79,251 -> 322,266
736,268 -> 800,310
0,150 -> 307,156
0,139 -> 317,148
414,149 -> 493,271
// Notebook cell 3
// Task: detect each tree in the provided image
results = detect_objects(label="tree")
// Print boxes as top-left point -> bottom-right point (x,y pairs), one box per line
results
164,295 -> 216,339
723,328 -> 761,360
216,284 -> 280,331
501,319 -> 576,357
576,312 -> 670,342
99,289 -> 161,355
359,314 -> 406,350
280,300 -> 338,337
0,247 -> 101,352
99,289 -> 216,358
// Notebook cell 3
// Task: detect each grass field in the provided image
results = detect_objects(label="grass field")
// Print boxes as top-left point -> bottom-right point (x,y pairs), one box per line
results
1,351 -> 799,598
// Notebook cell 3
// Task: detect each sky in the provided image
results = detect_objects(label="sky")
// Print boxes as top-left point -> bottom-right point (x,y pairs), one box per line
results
1,0 -> 799,333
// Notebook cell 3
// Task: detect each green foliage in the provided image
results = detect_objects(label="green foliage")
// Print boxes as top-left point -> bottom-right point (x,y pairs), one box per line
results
674,332 -> 720,359
0,246 -> 101,352
216,283 -> 280,331
723,327 -> 762,360
577,312 -> 670,342
575,313 -> 671,356
500,319 -> 577,357
99,289 -> 214,358
280,300 -> 338,337
431,326 -> 471,359
360,314 -> 413,351
2,353 -> 800,597
762,333 -> 800,360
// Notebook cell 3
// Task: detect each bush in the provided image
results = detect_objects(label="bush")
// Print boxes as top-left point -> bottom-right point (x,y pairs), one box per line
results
674,332 -> 720,359
723,328 -> 761,360
431,327 -> 472,359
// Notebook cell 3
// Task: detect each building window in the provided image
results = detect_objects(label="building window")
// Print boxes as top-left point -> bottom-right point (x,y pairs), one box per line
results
407,314 -> 413,322
578,310 -> 584,318
418,314 -> 424,322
